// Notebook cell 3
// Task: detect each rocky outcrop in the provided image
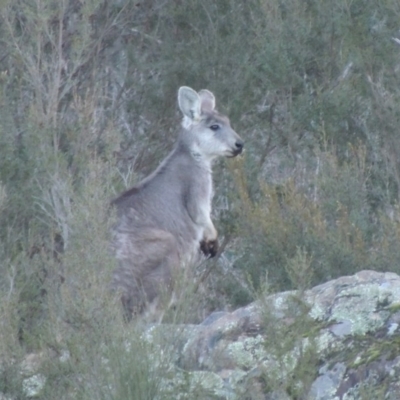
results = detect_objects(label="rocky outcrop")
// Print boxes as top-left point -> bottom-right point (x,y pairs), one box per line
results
155,270 -> 400,399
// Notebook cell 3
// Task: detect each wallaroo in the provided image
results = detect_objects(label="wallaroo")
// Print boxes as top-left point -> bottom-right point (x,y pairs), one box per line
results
111,86 -> 244,320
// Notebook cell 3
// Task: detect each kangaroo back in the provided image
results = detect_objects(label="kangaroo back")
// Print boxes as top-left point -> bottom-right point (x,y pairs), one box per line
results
111,86 -> 244,320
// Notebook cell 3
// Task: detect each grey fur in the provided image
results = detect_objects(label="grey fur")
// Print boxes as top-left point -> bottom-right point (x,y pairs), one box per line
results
111,86 -> 244,319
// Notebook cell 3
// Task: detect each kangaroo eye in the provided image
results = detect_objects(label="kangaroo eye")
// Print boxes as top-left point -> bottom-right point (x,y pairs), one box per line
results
210,124 -> 220,131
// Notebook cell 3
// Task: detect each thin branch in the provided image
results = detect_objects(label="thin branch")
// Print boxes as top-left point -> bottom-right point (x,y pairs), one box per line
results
392,37 -> 400,46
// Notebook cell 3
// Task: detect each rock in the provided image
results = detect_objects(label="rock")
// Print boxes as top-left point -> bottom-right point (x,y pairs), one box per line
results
22,374 -> 46,398
157,270 -> 400,399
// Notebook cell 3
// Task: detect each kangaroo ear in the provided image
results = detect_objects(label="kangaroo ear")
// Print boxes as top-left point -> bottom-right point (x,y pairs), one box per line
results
178,86 -> 201,121
198,89 -> 216,112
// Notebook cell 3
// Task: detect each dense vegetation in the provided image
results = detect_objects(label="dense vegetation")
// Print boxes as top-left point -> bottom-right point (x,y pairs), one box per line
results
1,0 -> 400,397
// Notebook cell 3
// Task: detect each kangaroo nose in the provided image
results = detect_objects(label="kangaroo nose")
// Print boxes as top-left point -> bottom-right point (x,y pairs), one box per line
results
235,140 -> 244,153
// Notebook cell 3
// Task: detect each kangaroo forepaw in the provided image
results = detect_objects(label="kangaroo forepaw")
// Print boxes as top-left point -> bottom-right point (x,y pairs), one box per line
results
200,239 -> 219,258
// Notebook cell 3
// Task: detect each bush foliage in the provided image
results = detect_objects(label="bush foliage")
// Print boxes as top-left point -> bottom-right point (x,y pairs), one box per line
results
1,0 -> 400,397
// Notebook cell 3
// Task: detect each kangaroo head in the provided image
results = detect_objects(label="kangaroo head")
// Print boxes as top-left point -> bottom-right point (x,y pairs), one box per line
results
178,86 -> 244,161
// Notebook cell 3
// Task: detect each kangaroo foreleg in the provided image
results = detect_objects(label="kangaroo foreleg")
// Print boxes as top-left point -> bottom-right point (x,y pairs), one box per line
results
200,238 -> 219,258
